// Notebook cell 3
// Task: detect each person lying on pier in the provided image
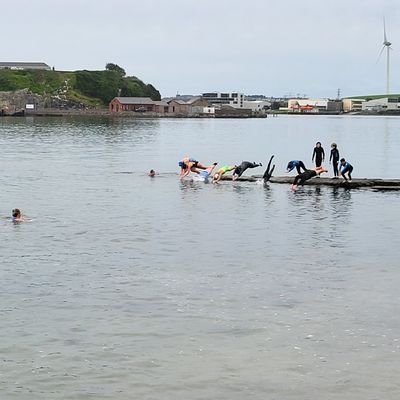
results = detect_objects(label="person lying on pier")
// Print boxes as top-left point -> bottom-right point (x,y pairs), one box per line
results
339,158 -> 353,182
286,160 -> 307,174
232,161 -> 262,180
179,157 -> 208,179
212,165 -> 236,183
291,166 -> 328,191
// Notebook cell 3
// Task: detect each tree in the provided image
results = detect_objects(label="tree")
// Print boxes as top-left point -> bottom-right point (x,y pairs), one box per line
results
105,63 -> 126,77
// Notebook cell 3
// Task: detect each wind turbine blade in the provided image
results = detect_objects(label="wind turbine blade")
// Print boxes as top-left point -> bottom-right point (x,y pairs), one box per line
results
383,17 -> 387,43
376,45 -> 386,63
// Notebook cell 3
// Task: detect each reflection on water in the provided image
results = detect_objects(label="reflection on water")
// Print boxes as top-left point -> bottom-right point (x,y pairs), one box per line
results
0,117 -> 399,400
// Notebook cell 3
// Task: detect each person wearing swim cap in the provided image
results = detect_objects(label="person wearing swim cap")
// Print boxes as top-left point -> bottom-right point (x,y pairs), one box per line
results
286,160 -> 307,174
232,161 -> 262,180
179,157 -> 208,179
213,165 -> 236,183
291,166 -> 327,191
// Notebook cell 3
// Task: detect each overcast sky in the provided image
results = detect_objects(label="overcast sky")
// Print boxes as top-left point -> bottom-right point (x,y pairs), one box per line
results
3,0 -> 400,98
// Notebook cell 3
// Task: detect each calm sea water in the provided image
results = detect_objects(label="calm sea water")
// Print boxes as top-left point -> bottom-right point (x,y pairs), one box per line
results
0,115 -> 399,399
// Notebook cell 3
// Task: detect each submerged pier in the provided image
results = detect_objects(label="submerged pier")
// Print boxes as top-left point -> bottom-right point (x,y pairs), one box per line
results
267,176 -> 400,190
220,175 -> 400,190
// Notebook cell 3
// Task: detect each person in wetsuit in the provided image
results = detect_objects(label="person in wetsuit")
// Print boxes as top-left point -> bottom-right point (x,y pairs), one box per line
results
286,160 -> 307,174
291,166 -> 328,191
339,158 -> 353,182
232,161 -> 262,180
312,141 -> 325,167
329,143 -> 340,178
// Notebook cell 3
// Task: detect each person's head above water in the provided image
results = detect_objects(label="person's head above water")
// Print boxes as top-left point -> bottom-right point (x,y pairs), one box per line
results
12,208 -> 21,219
149,169 -> 155,177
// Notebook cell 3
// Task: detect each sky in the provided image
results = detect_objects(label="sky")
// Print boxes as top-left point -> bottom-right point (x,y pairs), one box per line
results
3,0 -> 400,98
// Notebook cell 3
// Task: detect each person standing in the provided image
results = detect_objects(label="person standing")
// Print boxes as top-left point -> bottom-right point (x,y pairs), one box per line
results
329,143 -> 340,178
312,141 -> 325,167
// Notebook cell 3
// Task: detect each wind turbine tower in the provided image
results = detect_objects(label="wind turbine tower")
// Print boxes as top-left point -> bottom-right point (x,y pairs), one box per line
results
379,18 -> 392,95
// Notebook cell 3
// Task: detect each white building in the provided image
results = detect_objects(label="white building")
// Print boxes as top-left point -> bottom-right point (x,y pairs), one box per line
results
0,62 -> 51,71
202,92 -> 245,108
343,98 -> 365,112
361,97 -> 400,112
242,100 -> 271,113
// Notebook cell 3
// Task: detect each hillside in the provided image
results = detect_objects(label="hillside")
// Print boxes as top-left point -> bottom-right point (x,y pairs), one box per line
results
0,66 -> 161,108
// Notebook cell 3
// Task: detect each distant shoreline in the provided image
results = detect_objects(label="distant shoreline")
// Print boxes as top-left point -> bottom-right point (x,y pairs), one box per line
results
2,109 -> 400,118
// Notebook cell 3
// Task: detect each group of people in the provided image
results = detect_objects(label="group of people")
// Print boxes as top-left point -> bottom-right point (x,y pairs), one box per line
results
178,157 -> 263,183
149,143 -> 354,190
287,141 -> 354,190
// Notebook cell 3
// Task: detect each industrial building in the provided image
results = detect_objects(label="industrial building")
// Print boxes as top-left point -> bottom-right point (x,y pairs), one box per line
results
361,97 -> 400,112
0,62 -> 51,71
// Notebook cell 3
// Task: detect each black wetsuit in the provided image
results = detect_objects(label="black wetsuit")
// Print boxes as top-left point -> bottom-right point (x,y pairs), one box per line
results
312,146 -> 325,167
330,148 -> 340,177
233,161 -> 261,178
293,169 -> 317,186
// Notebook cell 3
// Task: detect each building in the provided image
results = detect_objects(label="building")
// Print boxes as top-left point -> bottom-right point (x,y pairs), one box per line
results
242,100 -> 271,113
109,97 -> 168,113
168,97 -> 212,116
286,99 -> 342,114
342,98 -> 365,113
0,62 -> 51,71
168,99 -> 190,114
202,92 -> 245,108
361,97 -> 400,112
215,105 -> 253,118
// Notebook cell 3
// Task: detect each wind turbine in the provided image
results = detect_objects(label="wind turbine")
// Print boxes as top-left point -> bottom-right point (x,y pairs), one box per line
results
378,18 -> 392,95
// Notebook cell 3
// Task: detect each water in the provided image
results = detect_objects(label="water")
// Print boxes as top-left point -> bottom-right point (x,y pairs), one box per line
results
0,115 -> 399,399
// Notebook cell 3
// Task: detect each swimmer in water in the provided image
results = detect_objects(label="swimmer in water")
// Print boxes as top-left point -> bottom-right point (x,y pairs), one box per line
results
291,166 -> 327,191
212,165 -> 236,183
12,208 -> 23,222
232,161 -> 262,180
149,169 -> 156,177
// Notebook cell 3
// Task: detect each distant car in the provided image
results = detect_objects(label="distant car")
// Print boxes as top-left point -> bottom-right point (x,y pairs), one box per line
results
135,107 -> 146,112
